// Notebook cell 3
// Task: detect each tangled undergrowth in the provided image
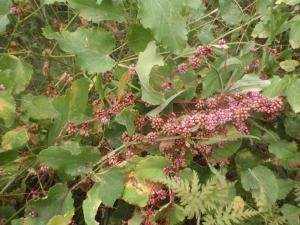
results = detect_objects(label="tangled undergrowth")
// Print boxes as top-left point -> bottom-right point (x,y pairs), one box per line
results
0,0 -> 300,225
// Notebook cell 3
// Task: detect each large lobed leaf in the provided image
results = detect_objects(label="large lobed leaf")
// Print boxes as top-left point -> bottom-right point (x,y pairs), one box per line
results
0,55 -> 33,95
83,168 -> 124,225
43,27 -> 116,74
135,41 -> 164,105
138,0 -> 187,53
23,183 -> 74,225
67,0 -> 124,22
39,142 -> 101,177
241,166 -> 279,211
21,94 -> 59,120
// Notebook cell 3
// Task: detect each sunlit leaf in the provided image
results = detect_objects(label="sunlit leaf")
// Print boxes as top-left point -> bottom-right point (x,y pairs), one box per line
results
136,41 -> 164,105
269,141 -> 297,160
218,0 -> 243,25
0,0 -> 11,35
0,91 -> 15,128
67,0 -> 124,22
241,166 -> 278,211
0,55 -> 33,94
2,127 -> 29,151
21,94 -> 59,120
39,142 -> 100,176
115,108 -> 138,135
138,0 -> 187,53
83,168 -> 124,225
43,27 -> 116,74
24,183 -> 74,225
286,77 -> 300,113
279,60 -> 299,72
229,74 -> 270,93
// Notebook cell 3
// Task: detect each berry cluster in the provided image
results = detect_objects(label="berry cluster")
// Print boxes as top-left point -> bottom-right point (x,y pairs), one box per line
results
65,93 -> 136,137
116,91 -> 284,171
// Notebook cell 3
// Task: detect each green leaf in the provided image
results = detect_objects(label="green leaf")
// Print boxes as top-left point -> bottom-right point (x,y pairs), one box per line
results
289,16 -> 300,49
24,183 -> 74,225
21,94 -> 59,120
0,206 -> 16,221
286,78 -> 300,113
212,140 -> 242,162
147,90 -> 184,117
83,168 -> 124,225
115,108 -> 138,135
241,166 -> 278,211
43,0 -> 66,3
0,55 -> 33,94
0,0 -> 12,35
128,211 -> 144,225
56,78 -> 89,122
47,211 -> 74,225
82,185 -> 102,225
92,168 -> 124,207
197,25 -> 216,45
67,0 -> 124,22
229,74 -> 271,93
251,22 -> 270,38
184,0 -> 204,9
218,0 -> 243,25
126,24 -> 154,53
235,149 -> 262,172
277,179 -> 295,200
48,78 -> 89,144
153,203 -> 185,225
122,181 -> 149,207
2,127 -> 29,151
43,27 -> 116,74
39,142 -> 100,176
279,60 -> 299,72
138,0 -> 187,53
284,115 -> 300,137
262,76 -> 291,97
276,0 -> 300,5
0,150 -> 18,165
136,41 -> 164,105
269,141 -> 297,160
0,91 -> 16,128
281,204 -> 300,225
256,0 -> 273,16
134,156 -> 171,182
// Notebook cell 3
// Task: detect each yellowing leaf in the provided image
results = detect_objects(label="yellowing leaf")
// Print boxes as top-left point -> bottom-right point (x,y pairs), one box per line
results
118,72 -> 132,99
47,211 -> 74,225
0,91 -> 16,128
2,127 -> 29,151
279,60 -> 299,72
0,55 -> 33,94
136,41 -> 164,105
286,78 -> 300,113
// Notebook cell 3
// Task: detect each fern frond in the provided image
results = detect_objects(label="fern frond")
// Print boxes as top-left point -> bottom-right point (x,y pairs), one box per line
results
203,197 -> 258,225
294,184 -> 300,206
165,171 -> 230,220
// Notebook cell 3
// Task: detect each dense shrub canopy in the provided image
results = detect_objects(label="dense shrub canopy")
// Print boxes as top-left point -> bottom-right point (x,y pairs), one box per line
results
0,0 -> 299,225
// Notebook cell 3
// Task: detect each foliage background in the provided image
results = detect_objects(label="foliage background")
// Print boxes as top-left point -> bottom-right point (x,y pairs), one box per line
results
0,0 -> 300,224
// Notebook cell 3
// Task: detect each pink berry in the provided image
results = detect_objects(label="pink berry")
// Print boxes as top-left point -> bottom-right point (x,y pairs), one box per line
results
177,63 -> 188,74
218,39 -> 226,45
128,64 -> 136,75
162,82 -> 172,91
